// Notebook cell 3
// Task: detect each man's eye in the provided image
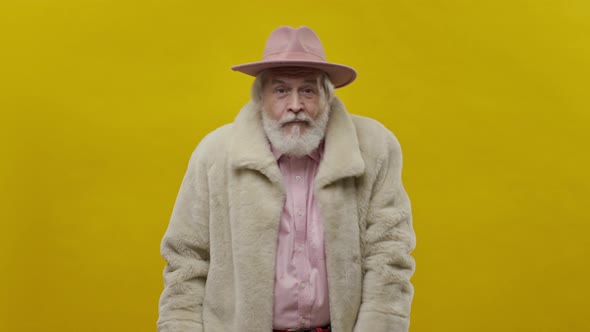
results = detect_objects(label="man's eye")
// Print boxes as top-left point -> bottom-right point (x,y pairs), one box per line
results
275,88 -> 287,94
302,88 -> 315,95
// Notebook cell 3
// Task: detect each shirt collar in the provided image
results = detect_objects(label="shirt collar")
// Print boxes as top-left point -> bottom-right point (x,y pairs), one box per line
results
271,140 -> 325,163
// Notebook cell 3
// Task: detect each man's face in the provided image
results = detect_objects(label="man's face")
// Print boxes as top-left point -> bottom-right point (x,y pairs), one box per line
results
261,72 -> 323,135
260,69 -> 330,157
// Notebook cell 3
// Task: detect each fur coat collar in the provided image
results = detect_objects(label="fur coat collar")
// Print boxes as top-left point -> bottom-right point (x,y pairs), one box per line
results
228,97 -> 366,188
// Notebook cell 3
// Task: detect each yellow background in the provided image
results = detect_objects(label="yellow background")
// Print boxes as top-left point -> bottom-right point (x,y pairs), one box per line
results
1,0 -> 589,331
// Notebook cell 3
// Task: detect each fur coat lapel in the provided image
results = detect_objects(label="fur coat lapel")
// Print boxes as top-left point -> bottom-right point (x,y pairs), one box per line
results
228,100 -> 283,184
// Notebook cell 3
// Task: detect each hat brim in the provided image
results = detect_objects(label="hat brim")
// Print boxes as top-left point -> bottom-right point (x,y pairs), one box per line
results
231,60 -> 357,88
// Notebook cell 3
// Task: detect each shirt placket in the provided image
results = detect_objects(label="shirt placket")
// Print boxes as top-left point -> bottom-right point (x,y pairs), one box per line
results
291,158 -> 310,328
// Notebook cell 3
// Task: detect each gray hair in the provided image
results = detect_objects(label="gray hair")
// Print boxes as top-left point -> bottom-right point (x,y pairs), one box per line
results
250,68 -> 335,110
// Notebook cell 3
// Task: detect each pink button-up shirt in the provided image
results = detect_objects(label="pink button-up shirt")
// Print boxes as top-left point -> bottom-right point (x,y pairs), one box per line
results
271,143 -> 330,330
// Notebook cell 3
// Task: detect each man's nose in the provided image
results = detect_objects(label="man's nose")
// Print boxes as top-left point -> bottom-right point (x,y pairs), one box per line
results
287,92 -> 303,113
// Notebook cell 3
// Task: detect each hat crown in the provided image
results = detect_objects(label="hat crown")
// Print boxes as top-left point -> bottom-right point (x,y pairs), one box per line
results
262,26 -> 326,61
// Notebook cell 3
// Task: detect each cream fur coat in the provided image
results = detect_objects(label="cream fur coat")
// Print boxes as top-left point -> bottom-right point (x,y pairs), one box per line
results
157,98 -> 416,332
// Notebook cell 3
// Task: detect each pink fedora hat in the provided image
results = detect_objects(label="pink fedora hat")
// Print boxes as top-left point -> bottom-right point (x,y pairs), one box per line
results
231,26 -> 357,88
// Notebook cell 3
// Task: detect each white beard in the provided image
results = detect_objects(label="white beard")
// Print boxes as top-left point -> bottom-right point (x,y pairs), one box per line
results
261,106 -> 329,158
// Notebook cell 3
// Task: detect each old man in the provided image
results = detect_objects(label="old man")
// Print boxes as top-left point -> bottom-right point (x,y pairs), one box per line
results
157,26 -> 416,332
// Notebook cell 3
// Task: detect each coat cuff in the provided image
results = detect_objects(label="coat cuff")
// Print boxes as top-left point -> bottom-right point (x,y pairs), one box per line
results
158,320 -> 203,332
353,310 -> 410,332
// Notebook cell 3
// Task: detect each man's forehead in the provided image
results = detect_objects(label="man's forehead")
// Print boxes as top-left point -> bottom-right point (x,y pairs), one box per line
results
266,67 -> 322,83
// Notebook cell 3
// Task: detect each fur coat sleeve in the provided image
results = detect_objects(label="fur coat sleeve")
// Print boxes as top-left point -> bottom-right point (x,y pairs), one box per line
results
352,126 -> 416,331
157,137 -> 212,332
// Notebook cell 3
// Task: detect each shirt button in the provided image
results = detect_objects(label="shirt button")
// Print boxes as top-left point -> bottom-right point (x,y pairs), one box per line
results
297,211 -> 303,217
295,175 -> 302,182
300,282 -> 305,289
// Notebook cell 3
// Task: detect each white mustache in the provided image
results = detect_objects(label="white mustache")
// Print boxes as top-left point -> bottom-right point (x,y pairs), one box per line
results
279,113 -> 312,126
